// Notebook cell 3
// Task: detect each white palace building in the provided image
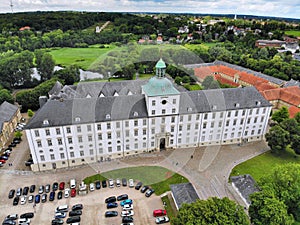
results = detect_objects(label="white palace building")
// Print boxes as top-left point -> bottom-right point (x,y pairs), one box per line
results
25,59 -> 272,171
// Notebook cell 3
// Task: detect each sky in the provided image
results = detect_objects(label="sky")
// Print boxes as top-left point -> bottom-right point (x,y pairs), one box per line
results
0,0 -> 299,19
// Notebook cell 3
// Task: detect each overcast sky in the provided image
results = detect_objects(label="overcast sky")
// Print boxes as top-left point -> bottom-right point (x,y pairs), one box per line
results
0,0 -> 299,19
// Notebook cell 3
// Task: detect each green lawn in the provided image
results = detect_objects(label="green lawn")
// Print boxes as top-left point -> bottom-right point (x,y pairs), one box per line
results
184,84 -> 202,91
48,45 -> 114,70
83,166 -> 188,195
230,149 -> 300,181
285,30 -> 300,37
161,195 -> 177,222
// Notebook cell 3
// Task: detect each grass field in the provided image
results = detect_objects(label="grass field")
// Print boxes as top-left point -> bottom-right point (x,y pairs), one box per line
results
83,166 -> 188,195
184,84 -> 202,91
185,42 -> 221,51
48,45 -> 114,70
230,148 -> 300,181
285,30 -> 300,37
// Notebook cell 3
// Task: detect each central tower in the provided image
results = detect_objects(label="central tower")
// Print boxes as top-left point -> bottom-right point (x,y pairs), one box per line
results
142,59 -> 180,117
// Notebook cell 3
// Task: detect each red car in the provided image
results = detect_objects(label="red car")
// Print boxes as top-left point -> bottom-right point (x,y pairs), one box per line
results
153,209 -> 167,217
59,182 -> 65,190
71,188 -> 76,197
0,159 -> 6,163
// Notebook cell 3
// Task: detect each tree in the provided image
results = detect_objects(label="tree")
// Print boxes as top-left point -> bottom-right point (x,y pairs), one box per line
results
14,131 -> 23,139
27,109 -> 34,118
271,106 -> 289,124
173,197 -> 250,225
182,75 -> 190,84
291,135 -> 300,154
36,53 -> 55,81
0,89 -> 14,105
202,76 -> 220,89
249,190 -> 294,225
174,76 -> 182,85
259,164 -> 300,221
265,125 -> 289,153
54,65 -> 80,85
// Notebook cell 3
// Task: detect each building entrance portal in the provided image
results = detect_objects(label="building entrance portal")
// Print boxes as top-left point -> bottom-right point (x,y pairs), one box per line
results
160,138 -> 166,151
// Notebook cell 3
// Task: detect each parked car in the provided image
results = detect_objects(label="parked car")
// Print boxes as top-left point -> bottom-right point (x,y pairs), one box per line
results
55,212 -> 66,219
16,188 -> 22,196
108,179 -> 114,188
5,214 -> 18,220
89,183 -> 95,191
121,210 -> 134,217
95,180 -> 101,189
51,219 -> 64,225
8,189 -> 15,199
66,216 -> 81,224
107,202 -> 118,209
0,159 -> 7,164
105,196 -> 116,203
153,209 -> 167,217
141,185 -> 149,193
38,185 -> 44,194
145,188 -> 155,197
62,188 -> 69,198
116,178 -> 121,187
70,188 -> 76,197
57,191 -> 63,199
28,195 -> 34,203
20,212 -> 34,218
13,196 -> 19,205
18,218 -> 30,224
69,210 -> 82,217
0,155 -> 8,160
155,216 -> 170,224
35,194 -> 40,203
72,204 -> 83,211
29,185 -> 35,193
52,182 -> 59,191
122,216 -> 134,223
0,162 -> 3,167
120,199 -> 133,206
117,194 -> 128,201
105,211 -> 118,217
128,179 -> 134,188
20,195 -> 27,205
45,184 -> 51,193
49,191 -> 55,201
122,178 -> 127,186
122,204 -> 133,211
59,182 -> 65,190
42,193 -> 47,203
135,181 -> 143,190
2,220 -> 16,225
56,204 -> 69,212
23,186 -> 29,195
102,180 -> 107,188
25,159 -> 33,166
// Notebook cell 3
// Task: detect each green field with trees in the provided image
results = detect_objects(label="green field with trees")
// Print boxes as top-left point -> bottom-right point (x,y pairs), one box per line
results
285,30 -> 300,37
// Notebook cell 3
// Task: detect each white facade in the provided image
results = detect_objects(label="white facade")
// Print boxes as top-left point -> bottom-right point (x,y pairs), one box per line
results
25,59 -> 272,171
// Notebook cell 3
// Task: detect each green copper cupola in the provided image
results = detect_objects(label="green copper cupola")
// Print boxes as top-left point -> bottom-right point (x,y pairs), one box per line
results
155,58 -> 166,78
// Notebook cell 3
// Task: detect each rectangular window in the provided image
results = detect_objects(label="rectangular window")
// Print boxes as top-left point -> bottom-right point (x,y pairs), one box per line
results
152,128 -> 155,134
143,119 -> 147,126
240,118 -> 244,125
218,121 -> 222,127
88,135 -> 92,142
161,127 -> 165,133
171,116 -> 175,123
60,153 -> 65,159
126,130 -> 130,137
260,116 -> 265,122
107,123 -> 111,129
210,122 -> 214,128
37,140 -> 42,147
152,110 -> 155,115
68,137 -> 73,144
78,136 -> 82,143
171,126 -> 175,132
220,112 -> 224,118
233,119 -> 237,126
45,129 -> 50,136
40,155 -> 45,161
66,127 -> 71,133
134,143 -> 138,149
151,118 -> 155,125
256,108 -> 259,114
208,135 -> 212,141
162,109 -> 166,114
188,115 -> 192,121
226,120 -> 230,127
179,125 -> 182,131
117,146 -> 121,151
249,109 -> 253,115
204,113 -> 208,120
187,124 -> 191,130
263,108 -> 266,114
258,129 -> 262,135
134,130 -> 138,136
212,113 -> 216,119
97,124 -> 101,130
87,124 -> 91,131
235,111 -> 238,117
251,130 -> 255,135
242,110 -> 246,116
58,138 -> 63,145
143,142 -> 147,148
126,145 -> 130,150
47,139 -> 52,146
34,130 -> 40,137
254,117 -> 258,123
80,151 -> 84,156
50,154 -> 55,160
152,100 -> 156,106
247,118 -> 251,124
134,120 -> 138,126
180,116 -> 183,122
172,108 -> 176,113
143,129 -> 147,135
170,139 -> 174,145
227,111 -> 231,117
231,133 -> 234,138
116,122 -> 120,128
77,126 -> 81,133
117,131 -> 121,138
107,132 -> 111,139
245,131 -> 248,136
90,149 -> 94,155
173,99 -> 176,104
70,152 -> 75,158
161,118 -> 165,123
203,122 -> 207,129
196,114 -> 200,120
178,138 -> 181,144
195,123 -> 199,130
125,121 -> 129,127
98,133 -> 102,140
151,142 -> 154,147
56,128 -> 61,135
201,136 -> 205,142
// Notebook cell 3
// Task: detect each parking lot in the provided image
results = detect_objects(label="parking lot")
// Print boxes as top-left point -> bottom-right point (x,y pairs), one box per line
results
0,177 -> 169,225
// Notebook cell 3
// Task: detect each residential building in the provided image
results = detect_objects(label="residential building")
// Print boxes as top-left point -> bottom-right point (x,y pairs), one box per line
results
25,59 -> 272,171
0,101 -> 22,150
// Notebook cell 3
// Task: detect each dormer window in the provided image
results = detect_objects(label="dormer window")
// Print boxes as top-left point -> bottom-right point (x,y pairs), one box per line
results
113,91 -> 119,96
43,119 -> 49,125
127,91 -> 133,95
133,111 -> 139,117
86,94 -> 91,98
212,105 -> 217,110
106,114 -> 111,120
99,92 -> 105,98
75,117 -> 81,122
187,107 -> 193,112
235,103 -> 240,108
256,101 -> 261,106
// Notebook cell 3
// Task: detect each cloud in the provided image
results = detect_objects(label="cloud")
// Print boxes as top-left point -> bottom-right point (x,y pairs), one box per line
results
0,0 -> 299,19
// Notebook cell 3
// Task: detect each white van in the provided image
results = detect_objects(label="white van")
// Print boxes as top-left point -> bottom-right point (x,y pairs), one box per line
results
70,179 -> 76,189
56,204 -> 69,212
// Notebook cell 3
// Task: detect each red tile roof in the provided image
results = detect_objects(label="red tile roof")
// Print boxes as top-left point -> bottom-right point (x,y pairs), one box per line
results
289,106 -> 300,118
214,74 -> 239,87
